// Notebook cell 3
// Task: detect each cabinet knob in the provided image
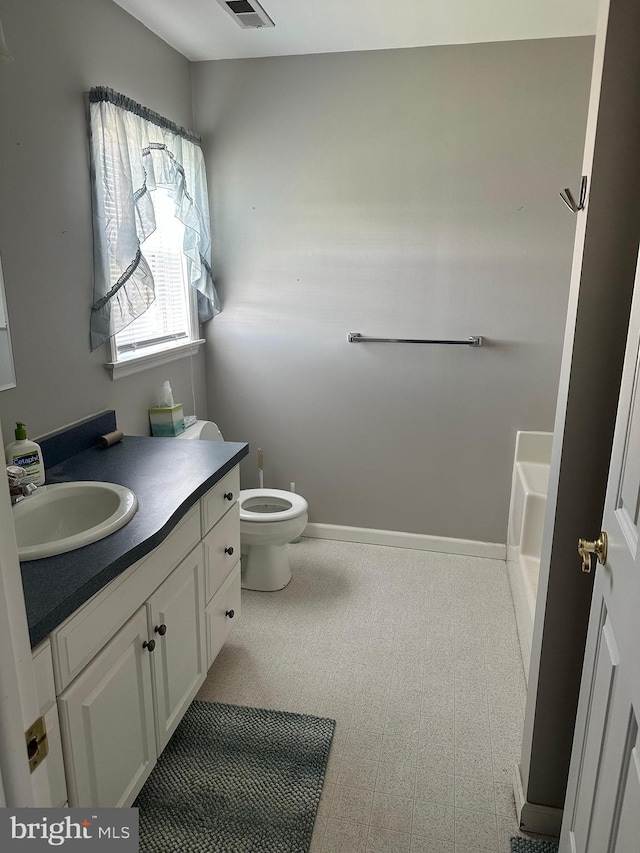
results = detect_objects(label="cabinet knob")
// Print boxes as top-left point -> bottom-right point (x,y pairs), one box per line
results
224,492 -> 234,501
154,624 -> 167,636
224,546 -> 234,556
226,609 -> 235,619
143,639 -> 156,652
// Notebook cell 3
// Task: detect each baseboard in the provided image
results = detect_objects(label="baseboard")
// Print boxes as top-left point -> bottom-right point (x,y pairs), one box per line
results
514,764 -> 563,837
507,543 -> 520,563
302,523 -> 506,560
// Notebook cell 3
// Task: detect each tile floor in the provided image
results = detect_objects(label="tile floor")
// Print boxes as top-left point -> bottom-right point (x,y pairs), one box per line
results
196,538 -> 534,853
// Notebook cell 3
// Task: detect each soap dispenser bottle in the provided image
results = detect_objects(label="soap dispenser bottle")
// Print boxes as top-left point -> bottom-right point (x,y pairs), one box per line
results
5,421 -> 45,485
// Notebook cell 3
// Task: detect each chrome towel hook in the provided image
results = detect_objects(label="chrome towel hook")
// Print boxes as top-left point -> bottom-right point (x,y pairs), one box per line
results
560,175 -> 588,213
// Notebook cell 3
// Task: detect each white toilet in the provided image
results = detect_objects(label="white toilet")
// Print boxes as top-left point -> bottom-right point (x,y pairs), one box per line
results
176,420 -> 308,591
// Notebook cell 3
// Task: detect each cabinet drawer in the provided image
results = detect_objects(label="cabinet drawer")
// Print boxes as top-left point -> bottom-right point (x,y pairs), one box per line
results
203,502 -> 240,601
201,466 -> 240,536
205,563 -> 241,668
52,505 -> 201,692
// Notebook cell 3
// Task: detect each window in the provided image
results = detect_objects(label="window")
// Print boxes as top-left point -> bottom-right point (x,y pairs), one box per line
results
88,87 -> 219,379
0,253 -> 16,391
112,190 -> 199,364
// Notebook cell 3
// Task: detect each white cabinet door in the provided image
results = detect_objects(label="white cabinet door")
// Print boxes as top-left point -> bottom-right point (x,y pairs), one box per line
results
42,705 -> 68,808
58,607 -> 156,808
32,641 -> 67,807
148,544 -> 207,752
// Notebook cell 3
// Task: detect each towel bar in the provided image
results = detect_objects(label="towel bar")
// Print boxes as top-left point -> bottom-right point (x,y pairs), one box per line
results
347,332 -> 483,347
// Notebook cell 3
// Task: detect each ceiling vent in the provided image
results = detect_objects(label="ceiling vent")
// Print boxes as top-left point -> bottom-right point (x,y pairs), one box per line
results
216,0 -> 275,29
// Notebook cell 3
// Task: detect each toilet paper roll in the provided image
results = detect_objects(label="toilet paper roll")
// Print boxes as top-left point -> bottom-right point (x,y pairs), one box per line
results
175,420 -> 224,441
98,429 -> 124,448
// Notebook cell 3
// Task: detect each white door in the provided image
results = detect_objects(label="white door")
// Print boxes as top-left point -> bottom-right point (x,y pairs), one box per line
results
58,606 -> 157,808
148,545 -> 207,751
560,252 -> 640,852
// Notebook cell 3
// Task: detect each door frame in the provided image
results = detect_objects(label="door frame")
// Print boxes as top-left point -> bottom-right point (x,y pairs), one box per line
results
0,419 -> 49,805
517,0 -> 640,833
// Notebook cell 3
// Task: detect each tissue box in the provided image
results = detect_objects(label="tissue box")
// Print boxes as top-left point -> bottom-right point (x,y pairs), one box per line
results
149,404 -> 185,437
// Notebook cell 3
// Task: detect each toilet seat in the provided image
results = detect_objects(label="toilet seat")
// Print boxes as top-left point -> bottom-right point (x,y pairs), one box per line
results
239,489 -> 308,522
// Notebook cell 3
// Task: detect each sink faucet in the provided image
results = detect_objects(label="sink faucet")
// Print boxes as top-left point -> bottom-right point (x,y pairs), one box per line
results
7,465 -> 38,505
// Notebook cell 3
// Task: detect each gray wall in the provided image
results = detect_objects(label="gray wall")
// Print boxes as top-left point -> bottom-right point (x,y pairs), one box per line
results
192,38 -> 593,543
0,0 -> 207,441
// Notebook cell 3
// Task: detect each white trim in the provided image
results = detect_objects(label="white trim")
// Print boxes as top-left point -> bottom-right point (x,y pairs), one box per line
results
105,338 -> 205,380
514,764 -> 563,837
0,421 -> 48,806
302,522 -> 506,560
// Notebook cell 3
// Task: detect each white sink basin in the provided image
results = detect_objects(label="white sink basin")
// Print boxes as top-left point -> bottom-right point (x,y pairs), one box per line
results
13,482 -> 138,561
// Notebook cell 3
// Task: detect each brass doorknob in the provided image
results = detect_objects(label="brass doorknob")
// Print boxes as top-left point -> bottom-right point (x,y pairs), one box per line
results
577,531 -> 608,573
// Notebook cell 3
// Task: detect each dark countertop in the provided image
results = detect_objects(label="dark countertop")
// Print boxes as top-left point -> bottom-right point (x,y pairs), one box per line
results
21,436 -> 248,648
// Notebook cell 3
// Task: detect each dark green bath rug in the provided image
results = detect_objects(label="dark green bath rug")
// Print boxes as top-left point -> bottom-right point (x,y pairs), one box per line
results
134,700 -> 335,853
511,838 -> 559,853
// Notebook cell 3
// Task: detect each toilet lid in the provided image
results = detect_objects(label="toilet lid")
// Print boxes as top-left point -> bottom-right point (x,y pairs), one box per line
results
239,489 -> 308,522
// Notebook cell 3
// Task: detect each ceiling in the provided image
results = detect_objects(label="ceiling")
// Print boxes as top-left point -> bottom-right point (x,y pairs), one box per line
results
112,0 -> 599,62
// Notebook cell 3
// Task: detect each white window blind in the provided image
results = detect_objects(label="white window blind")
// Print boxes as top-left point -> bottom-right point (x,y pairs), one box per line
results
115,189 -> 192,355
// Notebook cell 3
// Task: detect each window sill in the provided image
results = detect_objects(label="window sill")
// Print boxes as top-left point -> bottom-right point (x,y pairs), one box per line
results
104,338 -> 205,381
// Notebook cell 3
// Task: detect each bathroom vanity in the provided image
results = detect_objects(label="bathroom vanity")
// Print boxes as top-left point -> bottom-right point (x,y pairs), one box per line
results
19,420 -> 247,808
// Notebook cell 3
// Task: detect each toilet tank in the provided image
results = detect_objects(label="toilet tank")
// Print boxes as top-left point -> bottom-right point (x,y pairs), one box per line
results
175,420 -> 224,441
